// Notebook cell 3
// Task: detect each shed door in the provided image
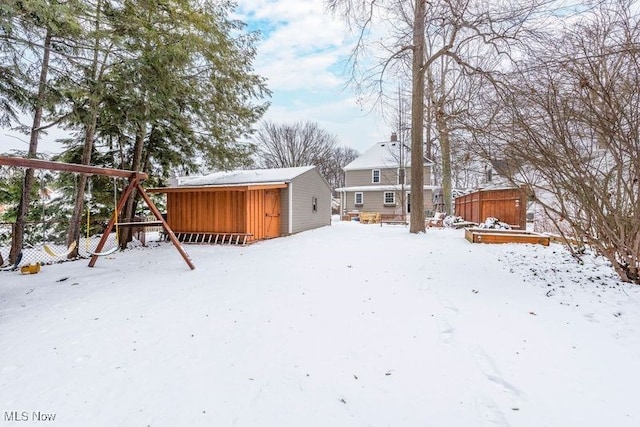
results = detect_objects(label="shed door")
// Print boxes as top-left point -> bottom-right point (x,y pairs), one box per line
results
264,190 -> 281,238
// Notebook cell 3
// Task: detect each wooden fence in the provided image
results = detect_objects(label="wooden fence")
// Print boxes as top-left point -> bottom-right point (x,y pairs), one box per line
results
454,187 -> 527,229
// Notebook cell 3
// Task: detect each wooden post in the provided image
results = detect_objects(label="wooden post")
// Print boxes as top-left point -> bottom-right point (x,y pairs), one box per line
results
477,190 -> 484,225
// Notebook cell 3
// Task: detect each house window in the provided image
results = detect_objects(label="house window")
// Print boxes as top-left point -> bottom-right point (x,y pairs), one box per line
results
397,168 -> 406,185
355,192 -> 363,206
372,169 -> 381,183
312,196 -> 318,212
384,191 -> 395,205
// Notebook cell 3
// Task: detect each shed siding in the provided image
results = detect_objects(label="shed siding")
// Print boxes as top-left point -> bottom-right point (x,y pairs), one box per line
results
166,191 -> 246,233
245,189 -> 266,241
290,168 -> 332,234
280,187 -> 290,235
162,166 -> 329,242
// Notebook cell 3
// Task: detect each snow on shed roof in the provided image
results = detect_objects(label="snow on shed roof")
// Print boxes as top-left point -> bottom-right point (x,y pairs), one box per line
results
343,141 -> 432,171
178,165 -> 315,187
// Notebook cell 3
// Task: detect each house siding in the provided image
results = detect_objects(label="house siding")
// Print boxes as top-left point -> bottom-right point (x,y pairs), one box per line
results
281,168 -> 331,235
347,167 -> 407,187
343,189 -> 435,216
344,190 -> 404,214
346,169 -> 373,187
346,166 -> 433,188
423,166 -> 431,185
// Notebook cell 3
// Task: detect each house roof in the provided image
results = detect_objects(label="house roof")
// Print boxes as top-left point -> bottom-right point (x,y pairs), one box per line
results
177,165 -> 315,187
343,141 -> 433,171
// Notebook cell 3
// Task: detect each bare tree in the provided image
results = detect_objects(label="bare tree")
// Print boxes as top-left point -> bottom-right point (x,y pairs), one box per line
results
323,146 -> 359,192
419,0 -> 558,214
473,2 -> 640,283
253,121 -> 356,191
328,0 -> 555,231
254,120 -> 338,167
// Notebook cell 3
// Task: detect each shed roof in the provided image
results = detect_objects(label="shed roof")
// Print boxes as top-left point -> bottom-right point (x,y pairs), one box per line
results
343,141 -> 433,171
147,166 -> 317,193
178,165 -> 315,187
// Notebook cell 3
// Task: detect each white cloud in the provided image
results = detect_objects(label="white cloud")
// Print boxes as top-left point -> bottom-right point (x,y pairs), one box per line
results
237,0 -> 349,92
235,0 -> 390,151
236,0 -> 335,24
259,52 -> 343,92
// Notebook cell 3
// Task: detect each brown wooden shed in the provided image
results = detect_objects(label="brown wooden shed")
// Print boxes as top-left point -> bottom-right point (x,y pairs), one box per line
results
148,166 -> 331,243
454,187 -> 527,229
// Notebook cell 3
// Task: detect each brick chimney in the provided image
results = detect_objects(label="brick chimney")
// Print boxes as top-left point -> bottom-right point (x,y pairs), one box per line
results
390,132 -> 398,142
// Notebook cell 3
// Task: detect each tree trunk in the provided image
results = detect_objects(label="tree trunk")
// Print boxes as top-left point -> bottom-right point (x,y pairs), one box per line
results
435,104 -> 452,214
9,30 -> 52,263
67,0 -> 103,257
410,0 -> 426,233
66,106 -> 97,257
120,121 -> 146,248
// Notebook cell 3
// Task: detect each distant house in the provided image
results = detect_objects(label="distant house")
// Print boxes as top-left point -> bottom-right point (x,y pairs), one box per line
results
336,133 -> 436,219
149,166 -> 331,243
482,159 -> 519,188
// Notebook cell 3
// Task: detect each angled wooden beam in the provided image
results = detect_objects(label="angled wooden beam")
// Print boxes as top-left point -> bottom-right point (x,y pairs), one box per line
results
0,155 -> 147,180
136,181 -> 195,270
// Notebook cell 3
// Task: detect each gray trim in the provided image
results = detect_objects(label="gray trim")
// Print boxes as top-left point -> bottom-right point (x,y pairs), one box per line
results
288,181 -> 293,234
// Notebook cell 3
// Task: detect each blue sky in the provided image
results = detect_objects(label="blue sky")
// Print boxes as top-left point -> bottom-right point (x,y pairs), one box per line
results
234,0 -> 391,154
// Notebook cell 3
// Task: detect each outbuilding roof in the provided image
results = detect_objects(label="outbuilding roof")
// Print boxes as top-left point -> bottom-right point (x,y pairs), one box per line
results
177,165 -> 315,187
343,141 -> 433,171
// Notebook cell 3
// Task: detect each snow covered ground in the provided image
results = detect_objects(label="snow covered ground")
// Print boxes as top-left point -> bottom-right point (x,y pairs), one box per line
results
2,219 -> 640,426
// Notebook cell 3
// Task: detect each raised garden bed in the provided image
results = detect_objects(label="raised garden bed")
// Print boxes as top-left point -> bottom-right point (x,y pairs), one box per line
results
464,228 -> 550,246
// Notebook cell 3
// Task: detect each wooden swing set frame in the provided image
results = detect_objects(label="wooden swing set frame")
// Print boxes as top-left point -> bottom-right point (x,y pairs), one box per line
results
0,155 -> 195,270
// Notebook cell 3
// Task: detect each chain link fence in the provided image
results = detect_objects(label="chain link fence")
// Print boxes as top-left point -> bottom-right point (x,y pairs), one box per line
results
1,219 -> 161,271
